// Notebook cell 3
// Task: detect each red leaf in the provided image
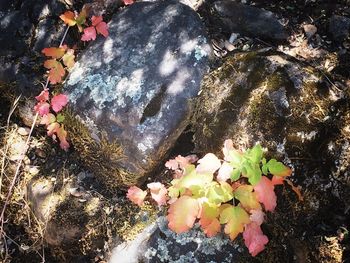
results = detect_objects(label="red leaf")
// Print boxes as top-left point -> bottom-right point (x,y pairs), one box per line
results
253,177 -> 277,212
127,186 -> 147,206
59,11 -> 76,26
35,89 -> 49,102
147,182 -> 167,206
91,16 -> 103,26
34,101 -> 50,116
123,0 -> 134,5
96,21 -> 108,37
167,196 -> 199,233
51,94 -> 68,113
243,222 -> 269,256
81,26 -> 96,41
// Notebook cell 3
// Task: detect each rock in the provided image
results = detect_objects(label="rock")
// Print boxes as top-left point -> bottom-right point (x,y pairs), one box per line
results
65,1 -> 211,186
213,0 -> 288,41
109,217 -> 240,263
191,50 -> 350,262
329,15 -> 350,42
193,50 -> 347,160
17,127 -> 30,136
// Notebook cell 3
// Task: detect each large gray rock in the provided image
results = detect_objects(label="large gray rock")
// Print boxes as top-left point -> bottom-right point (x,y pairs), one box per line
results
65,1 -> 211,185
213,0 -> 288,41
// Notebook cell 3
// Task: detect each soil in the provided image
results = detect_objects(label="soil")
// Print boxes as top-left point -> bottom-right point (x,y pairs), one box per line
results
1,0 -> 350,262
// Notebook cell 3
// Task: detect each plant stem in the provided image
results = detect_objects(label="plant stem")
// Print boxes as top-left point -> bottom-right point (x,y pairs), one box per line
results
0,25 -> 70,232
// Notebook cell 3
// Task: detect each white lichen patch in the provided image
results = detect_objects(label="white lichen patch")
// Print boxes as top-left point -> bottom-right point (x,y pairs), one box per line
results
68,68 -> 145,111
144,217 -> 236,262
296,130 -> 317,143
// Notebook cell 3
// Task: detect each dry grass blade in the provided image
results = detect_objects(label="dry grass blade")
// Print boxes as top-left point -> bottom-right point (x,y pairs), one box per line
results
1,95 -> 21,197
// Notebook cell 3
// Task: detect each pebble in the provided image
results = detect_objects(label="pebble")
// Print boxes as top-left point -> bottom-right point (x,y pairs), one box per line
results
17,127 -> 30,136
224,40 -> 235,51
303,24 -> 317,39
229,32 -> 239,43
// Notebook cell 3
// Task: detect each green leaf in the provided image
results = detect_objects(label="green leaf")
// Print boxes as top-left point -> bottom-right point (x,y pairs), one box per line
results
234,185 -> 261,211
267,159 -> 292,177
56,113 -> 65,123
219,205 -> 250,240
262,164 -> 268,175
206,182 -> 234,205
246,144 -> 263,164
228,150 -> 243,168
243,162 -> 262,186
231,168 -> 241,181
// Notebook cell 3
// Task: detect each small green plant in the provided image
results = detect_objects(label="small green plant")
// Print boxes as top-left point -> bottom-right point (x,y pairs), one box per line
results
127,140 -> 294,256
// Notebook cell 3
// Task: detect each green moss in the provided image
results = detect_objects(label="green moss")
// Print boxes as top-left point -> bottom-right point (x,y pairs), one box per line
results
191,52 -> 271,154
63,109 -> 140,188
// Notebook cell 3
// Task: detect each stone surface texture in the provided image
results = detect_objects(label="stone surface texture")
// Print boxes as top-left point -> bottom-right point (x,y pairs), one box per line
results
193,49 -> 350,219
65,1 -> 211,183
329,15 -> 350,42
109,217 -> 239,263
213,0 -> 288,41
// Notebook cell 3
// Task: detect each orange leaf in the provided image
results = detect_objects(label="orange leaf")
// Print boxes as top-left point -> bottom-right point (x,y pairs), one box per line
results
47,122 -> 60,137
42,47 -> 66,59
40,113 -> 56,125
285,179 -> 303,201
59,11 -> 76,26
57,125 -> 69,151
167,196 -> 199,233
44,59 -> 65,84
199,202 -> 220,237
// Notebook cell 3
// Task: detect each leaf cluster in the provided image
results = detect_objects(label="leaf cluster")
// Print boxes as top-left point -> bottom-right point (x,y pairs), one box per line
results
34,7 -> 110,151
127,140 -> 293,257
34,90 -> 69,151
